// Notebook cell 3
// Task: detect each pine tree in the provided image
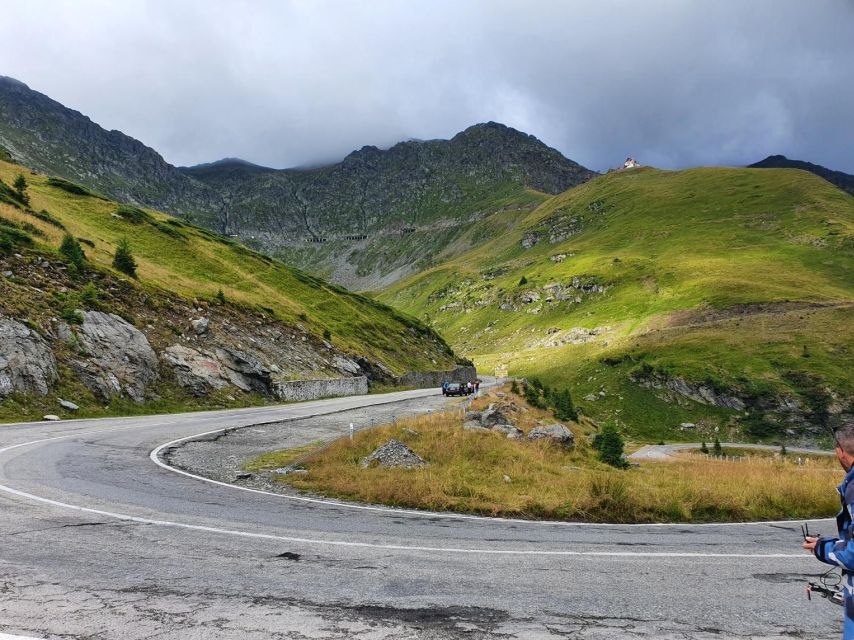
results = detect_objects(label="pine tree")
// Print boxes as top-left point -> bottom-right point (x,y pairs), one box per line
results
597,423 -> 627,468
713,437 -> 723,457
13,174 -> 29,206
700,441 -> 709,455
780,443 -> 787,456
59,234 -> 86,271
112,237 -> 137,278
553,389 -> 578,421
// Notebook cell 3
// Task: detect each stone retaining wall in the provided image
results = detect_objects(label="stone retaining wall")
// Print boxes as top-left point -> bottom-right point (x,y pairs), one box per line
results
273,376 -> 368,402
396,365 -> 478,389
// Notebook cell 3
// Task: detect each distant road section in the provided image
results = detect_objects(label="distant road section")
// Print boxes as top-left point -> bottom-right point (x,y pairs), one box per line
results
630,442 -> 834,461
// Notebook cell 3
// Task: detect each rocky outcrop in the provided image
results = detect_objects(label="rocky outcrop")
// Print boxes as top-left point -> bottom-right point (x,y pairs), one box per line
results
0,315 -> 57,398
214,347 -> 273,394
527,424 -> 575,448
635,375 -> 746,411
360,439 -> 427,469
160,345 -> 230,396
61,311 -> 158,402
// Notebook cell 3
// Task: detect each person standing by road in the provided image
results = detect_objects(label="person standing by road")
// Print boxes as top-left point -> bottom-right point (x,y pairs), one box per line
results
804,424 -> 854,638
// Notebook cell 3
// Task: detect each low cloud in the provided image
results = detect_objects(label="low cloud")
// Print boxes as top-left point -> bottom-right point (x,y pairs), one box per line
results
2,0 -> 852,172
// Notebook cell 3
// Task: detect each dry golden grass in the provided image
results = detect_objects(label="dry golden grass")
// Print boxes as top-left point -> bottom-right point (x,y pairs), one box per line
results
253,393 -> 841,523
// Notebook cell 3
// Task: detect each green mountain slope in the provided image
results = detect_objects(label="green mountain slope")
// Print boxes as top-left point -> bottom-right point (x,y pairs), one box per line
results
0,157 -> 459,382
0,77 -> 595,290
380,166 -> 854,442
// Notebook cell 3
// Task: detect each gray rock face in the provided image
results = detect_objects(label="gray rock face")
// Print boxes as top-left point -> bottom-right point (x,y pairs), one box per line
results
66,311 -> 158,402
527,424 -> 575,448
161,345 -> 230,396
360,439 -> 427,469
332,355 -> 361,375
0,315 -> 57,398
665,379 -> 746,411
215,347 -> 272,394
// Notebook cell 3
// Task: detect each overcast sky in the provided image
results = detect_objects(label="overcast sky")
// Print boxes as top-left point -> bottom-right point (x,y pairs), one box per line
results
2,1 -> 853,172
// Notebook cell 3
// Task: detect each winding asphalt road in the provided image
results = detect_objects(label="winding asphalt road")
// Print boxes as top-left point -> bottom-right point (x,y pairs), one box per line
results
0,388 -> 843,639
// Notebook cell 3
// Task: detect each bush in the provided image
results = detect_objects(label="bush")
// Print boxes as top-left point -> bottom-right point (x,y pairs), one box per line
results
323,328 -> 332,341
46,176 -> 99,198
518,275 -> 528,286
31,209 -> 66,230
80,281 -> 101,309
0,179 -> 22,208
215,288 -> 226,304
115,205 -> 152,225
59,234 -> 86,271
700,441 -> 709,455
595,424 -> 628,468
112,237 -> 138,278
510,380 -> 520,395
61,305 -> 84,325
0,224 -> 33,251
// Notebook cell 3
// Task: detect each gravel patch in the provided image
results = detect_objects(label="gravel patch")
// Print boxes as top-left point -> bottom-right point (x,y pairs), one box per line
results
163,393 -> 469,494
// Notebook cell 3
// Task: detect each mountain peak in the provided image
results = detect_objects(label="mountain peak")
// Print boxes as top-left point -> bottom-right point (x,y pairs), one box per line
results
749,155 -> 854,196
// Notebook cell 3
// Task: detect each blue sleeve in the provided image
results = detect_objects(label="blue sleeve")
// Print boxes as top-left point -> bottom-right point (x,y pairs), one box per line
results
815,521 -> 854,570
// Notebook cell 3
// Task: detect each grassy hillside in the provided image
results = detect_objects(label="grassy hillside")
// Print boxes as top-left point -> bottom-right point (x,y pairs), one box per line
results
380,167 -> 854,442
0,158 -> 458,376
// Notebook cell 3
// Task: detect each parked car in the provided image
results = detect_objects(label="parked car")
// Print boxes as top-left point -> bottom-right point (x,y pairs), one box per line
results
443,383 -> 464,396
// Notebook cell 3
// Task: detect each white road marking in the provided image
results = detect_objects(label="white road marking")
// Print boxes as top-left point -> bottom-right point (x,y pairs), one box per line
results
0,398 -> 834,556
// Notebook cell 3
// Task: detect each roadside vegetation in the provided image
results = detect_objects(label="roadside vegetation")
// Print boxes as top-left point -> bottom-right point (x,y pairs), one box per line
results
249,386 -> 840,523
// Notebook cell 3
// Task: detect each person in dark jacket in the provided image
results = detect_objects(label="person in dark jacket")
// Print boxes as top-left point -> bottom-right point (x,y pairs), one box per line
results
805,423 -> 854,638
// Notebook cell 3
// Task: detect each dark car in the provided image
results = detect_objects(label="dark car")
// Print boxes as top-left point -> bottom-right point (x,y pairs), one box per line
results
443,383 -> 464,396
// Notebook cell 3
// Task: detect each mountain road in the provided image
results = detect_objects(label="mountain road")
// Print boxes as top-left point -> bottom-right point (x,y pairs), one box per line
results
0,388 -> 842,639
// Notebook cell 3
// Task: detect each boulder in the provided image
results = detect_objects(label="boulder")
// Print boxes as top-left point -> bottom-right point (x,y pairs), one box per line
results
43,414 -> 60,421
65,311 -> 158,402
0,315 -> 58,398
527,424 -> 575,448
190,317 -> 210,336
332,354 -> 361,376
161,345 -> 230,396
360,439 -> 427,469
492,424 -> 524,439
58,399 -> 79,411
480,404 -> 511,428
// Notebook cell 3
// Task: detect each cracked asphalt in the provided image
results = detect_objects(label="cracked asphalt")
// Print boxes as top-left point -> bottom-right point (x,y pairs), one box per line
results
0,388 -> 843,639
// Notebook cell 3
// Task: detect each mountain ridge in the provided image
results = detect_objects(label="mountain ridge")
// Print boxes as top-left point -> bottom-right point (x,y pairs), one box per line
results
0,76 -> 596,288
749,154 -> 854,197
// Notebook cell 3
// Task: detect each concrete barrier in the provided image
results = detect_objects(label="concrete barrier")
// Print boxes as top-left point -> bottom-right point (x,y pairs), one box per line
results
273,376 -> 368,402
395,365 -> 477,389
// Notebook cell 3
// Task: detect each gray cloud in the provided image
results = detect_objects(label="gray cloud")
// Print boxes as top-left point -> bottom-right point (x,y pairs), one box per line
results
1,0 -> 852,172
